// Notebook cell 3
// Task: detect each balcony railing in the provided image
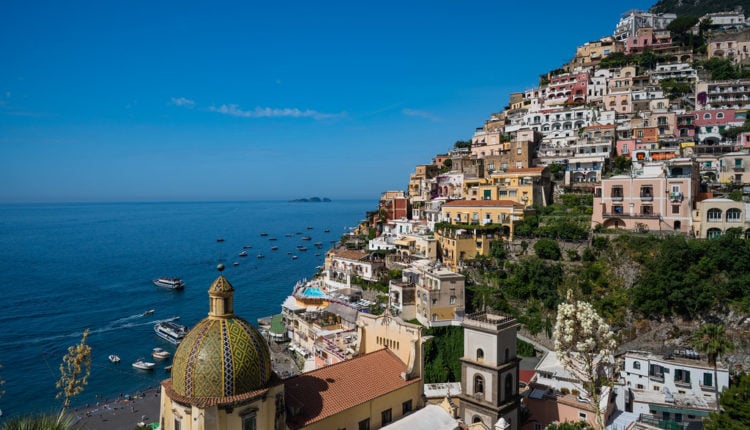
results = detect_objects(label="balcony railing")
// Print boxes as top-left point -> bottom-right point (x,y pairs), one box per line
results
640,194 -> 654,201
733,166 -> 745,172
603,212 -> 661,219
611,195 -> 624,201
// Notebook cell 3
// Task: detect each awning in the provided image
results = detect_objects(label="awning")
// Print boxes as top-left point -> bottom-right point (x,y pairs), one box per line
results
648,404 -> 709,417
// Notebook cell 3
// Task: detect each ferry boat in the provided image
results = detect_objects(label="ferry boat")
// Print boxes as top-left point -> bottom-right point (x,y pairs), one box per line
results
154,321 -> 188,345
153,278 -> 185,290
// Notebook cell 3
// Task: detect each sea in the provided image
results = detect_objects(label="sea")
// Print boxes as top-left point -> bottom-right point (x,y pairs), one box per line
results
0,199 -> 375,419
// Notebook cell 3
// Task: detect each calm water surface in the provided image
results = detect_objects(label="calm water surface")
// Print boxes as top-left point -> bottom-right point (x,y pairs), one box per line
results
0,200 -> 374,418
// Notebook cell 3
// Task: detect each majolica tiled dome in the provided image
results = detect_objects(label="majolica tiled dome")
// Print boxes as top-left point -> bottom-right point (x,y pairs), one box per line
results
171,275 -> 272,398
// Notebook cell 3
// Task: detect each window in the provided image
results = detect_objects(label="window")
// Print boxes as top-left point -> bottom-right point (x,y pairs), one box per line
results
640,186 -> 653,198
674,368 -> 691,385
474,374 -> 485,394
505,374 -> 514,401
622,144 -> 629,154
633,361 -> 641,370
703,372 -> 713,387
402,400 -> 413,414
450,295 -> 456,304
704,113 -> 711,119
174,419 -> 181,430
708,228 -> 722,239
611,186 -> 624,198
717,112 -> 724,119
672,205 -> 680,214
477,348 -> 484,361
381,408 -> 392,425
579,412 -> 588,420
727,208 -> 741,222
641,205 -> 653,215
534,424 -> 543,430
505,348 -> 510,362
708,208 -> 723,221
242,414 -> 257,430
358,418 -> 370,430
613,205 -> 623,214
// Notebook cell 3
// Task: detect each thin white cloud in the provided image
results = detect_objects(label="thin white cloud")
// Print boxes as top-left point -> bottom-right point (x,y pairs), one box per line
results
170,97 -> 196,108
209,104 -> 343,120
402,108 -> 441,122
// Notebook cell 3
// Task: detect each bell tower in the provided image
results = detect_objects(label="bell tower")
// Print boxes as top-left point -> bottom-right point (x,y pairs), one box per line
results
458,311 -> 520,429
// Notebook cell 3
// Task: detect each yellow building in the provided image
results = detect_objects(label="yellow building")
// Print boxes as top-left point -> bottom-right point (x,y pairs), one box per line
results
466,167 -> 552,208
436,200 -> 526,269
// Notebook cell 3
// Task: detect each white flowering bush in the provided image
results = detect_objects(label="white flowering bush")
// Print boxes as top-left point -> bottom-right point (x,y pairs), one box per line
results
554,290 -> 618,429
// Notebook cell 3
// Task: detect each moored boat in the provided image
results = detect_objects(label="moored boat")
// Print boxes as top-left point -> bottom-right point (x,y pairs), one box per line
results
271,246 -> 279,251
257,253 -> 265,259
239,250 -> 248,257
260,232 -> 268,236
109,354 -> 121,363
301,236 -> 312,241
154,321 -> 188,345
132,358 -> 156,370
152,347 -> 171,359
153,278 -> 185,290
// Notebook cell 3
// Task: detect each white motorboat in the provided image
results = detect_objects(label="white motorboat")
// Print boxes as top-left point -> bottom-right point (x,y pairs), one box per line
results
132,358 -> 156,370
239,250 -> 248,257
109,354 -> 121,363
154,321 -> 188,345
152,347 -> 171,359
153,278 -> 185,290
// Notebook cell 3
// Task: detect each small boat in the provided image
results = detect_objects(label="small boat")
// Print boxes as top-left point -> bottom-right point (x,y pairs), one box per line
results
216,238 -> 224,242
242,245 -> 253,249
152,347 -> 171,359
307,226 -> 313,230
314,242 -> 323,248
269,237 -> 278,241
285,233 -> 293,237
109,354 -> 121,363
257,254 -> 265,259
292,255 -> 298,260
315,253 -> 321,256
301,236 -> 312,241
154,321 -> 188,345
239,250 -> 248,257
132,358 -> 156,370
143,309 -> 155,316
287,251 -> 292,255
271,246 -> 279,251
164,365 -> 173,373
324,229 -> 330,233
233,262 -> 239,266
297,246 -> 308,251
153,278 -> 185,290
260,232 -> 269,237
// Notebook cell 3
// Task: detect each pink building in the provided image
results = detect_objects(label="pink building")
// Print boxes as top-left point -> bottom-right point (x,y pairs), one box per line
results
591,159 -> 700,233
625,27 -> 672,54
693,109 -> 742,144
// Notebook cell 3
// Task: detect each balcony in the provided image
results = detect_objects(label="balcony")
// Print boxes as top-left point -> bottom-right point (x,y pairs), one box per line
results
640,194 -> 654,201
603,212 -> 661,219
670,192 -> 683,202
733,166 -> 745,172
611,195 -> 624,201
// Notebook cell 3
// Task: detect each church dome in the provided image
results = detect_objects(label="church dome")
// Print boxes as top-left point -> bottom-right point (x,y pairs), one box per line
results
170,274 -> 272,398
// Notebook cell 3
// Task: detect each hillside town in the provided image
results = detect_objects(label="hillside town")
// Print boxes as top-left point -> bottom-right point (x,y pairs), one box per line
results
147,7 -> 750,430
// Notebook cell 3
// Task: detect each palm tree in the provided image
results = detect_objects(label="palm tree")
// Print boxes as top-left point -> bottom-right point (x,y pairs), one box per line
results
691,323 -> 734,410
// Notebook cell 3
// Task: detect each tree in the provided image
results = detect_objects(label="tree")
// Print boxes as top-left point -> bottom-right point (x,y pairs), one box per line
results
534,238 -> 562,260
692,323 -> 734,410
0,413 -> 78,430
703,372 -> 750,430
56,329 -> 92,418
555,290 -> 618,429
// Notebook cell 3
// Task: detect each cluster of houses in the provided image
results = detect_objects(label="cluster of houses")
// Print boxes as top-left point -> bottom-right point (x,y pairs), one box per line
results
159,8 -> 740,430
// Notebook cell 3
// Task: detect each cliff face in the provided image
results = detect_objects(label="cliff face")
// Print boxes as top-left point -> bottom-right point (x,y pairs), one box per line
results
651,0 -> 750,16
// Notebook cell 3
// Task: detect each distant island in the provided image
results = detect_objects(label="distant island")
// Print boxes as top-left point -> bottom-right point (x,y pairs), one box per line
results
289,197 -> 331,202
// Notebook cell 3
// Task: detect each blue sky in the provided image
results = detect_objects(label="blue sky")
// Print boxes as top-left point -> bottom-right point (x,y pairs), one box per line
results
0,0 -> 655,202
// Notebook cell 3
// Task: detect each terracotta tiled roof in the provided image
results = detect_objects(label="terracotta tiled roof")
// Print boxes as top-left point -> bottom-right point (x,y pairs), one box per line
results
443,199 -> 524,208
332,249 -> 368,261
519,370 -> 536,384
284,348 -> 420,429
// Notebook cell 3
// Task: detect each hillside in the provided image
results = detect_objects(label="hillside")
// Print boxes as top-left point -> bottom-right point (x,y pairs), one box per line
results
651,0 -> 750,16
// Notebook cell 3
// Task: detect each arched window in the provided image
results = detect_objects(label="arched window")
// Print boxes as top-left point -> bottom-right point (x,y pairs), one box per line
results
472,416 -> 483,424
474,374 -> 485,394
707,228 -> 722,239
704,113 -> 712,119
505,348 -> 510,363
707,208 -> 722,221
477,348 -> 484,362
727,208 -> 742,222
633,361 -> 641,370
505,374 -> 513,401
717,112 -> 725,119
